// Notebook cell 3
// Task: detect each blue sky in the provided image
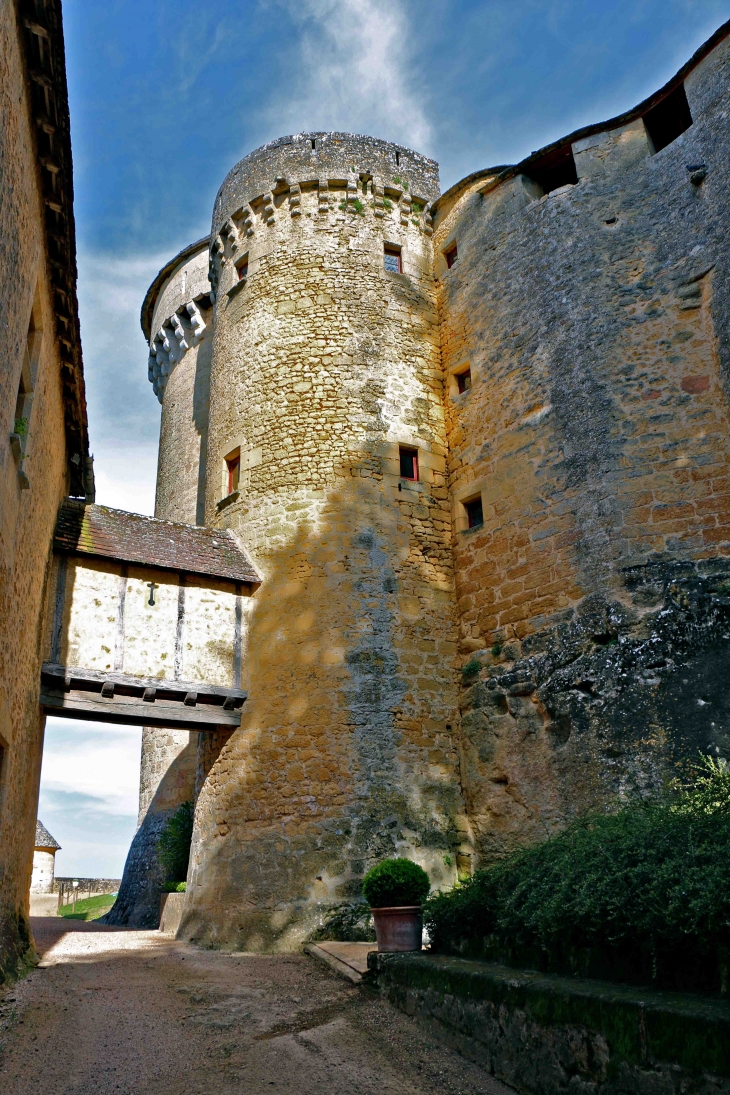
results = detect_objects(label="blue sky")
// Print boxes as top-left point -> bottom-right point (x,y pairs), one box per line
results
39,0 -> 729,878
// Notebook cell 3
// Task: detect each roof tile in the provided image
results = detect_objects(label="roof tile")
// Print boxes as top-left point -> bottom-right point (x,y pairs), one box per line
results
54,502 -> 259,585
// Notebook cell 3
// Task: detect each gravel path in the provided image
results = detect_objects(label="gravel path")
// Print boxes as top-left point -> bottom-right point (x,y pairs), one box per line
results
0,918 -> 511,1095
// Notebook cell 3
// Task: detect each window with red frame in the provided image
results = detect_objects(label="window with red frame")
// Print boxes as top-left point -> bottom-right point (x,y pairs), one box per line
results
226,451 -> 240,494
384,245 -> 402,273
399,447 -> 418,481
444,243 -> 458,269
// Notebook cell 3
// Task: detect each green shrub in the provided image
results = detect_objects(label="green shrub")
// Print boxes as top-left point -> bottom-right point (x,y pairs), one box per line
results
158,801 -> 194,884
424,758 -> 730,993
362,858 -> 431,908
309,902 -> 376,942
162,881 -> 187,893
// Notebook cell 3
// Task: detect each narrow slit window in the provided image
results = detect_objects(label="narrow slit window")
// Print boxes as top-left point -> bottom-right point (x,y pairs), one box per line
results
384,245 -> 402,274
13,299 -> 38,454
311,138 -> 316,150
395,150 -> 400,166
236,255 -> 249,281
444,243 -> 458,269
399,447 -> 418,481
226,451 -> 240,495
643,84 -> 693,154
465,496 -> 484,529
457,367 -> 472,394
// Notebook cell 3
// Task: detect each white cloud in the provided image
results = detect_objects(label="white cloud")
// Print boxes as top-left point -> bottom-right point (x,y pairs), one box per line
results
52,841 -> 135,881
77,250 -> 170,515
263,0 -> 432,152
40,719 -> 142,818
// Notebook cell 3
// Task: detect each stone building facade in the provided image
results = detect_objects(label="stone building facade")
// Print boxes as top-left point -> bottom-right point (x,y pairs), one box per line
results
0,0 -> 92,982
116,22 -> 730,949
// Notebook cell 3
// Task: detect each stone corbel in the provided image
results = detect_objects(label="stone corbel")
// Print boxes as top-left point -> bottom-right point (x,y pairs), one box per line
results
212,235 -> 226,267
263,192 -> 275,226
185,301 -> 206,342
372,178 -> 385,218
318,180 -> 330,216
223,219 -> 240,256
241,205 -> 255,238
400,193 -> 412,226
289,182 -> 302,217
423,201 -> 434,236
208,256 -> 219,301
171,312 -> 189,353
346,175 -> 359,211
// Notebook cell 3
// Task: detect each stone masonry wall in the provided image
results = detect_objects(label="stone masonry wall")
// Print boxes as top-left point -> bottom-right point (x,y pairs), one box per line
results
374,953 -> 730,1095
0,5 -> 72,980
179,134 -> 470,950
435,33 -> 730,859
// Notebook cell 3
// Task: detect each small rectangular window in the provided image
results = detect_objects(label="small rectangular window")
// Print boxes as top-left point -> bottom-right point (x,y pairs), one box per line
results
399,447 -> 418,481
444,244 -> 458,269
226,451 -> 240,494
643,84 -> 693,154
384,245 -> 402,274
236,255 -> 249,281
457,367 -> 472,394
465,497 -> 483,529
525,145 -> 578,195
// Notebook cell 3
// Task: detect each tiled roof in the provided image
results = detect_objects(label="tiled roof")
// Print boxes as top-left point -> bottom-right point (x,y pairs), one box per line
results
54,502 -> 260,585
35,820 -> 60,850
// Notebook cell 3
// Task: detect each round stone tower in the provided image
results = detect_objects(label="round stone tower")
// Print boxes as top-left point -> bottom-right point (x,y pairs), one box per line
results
155,133 -> 470,949
107,240 -> 213,927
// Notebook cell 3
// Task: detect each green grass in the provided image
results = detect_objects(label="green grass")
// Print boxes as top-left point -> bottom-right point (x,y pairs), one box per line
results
59,892 -> 117,921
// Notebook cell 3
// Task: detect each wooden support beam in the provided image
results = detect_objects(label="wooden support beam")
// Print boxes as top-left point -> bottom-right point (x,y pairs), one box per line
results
41,663 -> 246,705
39,662 -> 247,730
40,687 -> 243,730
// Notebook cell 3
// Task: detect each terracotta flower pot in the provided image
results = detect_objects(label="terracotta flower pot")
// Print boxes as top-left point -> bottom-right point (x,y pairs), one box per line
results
371,906 -> 422,952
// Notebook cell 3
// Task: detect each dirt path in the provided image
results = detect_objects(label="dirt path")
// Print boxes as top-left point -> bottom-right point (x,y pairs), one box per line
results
0,918 -> 510,1095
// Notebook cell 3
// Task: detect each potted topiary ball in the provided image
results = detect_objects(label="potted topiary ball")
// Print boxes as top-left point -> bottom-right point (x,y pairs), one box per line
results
362,858 -> 430,952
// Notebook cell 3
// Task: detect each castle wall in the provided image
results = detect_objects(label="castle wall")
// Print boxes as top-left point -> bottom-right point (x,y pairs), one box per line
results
0,3 -> 80,980
436,32 -> 730,859
180,134 -> 469,949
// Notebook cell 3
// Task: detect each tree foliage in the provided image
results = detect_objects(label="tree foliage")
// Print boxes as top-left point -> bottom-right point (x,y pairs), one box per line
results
158,801 -> 194,884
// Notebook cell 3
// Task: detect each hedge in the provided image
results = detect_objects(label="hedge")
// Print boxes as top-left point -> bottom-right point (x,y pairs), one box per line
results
424,758 -> 730,994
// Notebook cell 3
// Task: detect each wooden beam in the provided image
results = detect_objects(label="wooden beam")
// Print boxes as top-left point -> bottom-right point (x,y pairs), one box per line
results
41,662 -> 246,706
40,687 -> 242,730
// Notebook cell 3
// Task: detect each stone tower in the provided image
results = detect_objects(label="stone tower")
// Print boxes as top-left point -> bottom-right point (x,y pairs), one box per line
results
136,134 -> 471,947
106,239 -> 213,927
117,20 -> 730,950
